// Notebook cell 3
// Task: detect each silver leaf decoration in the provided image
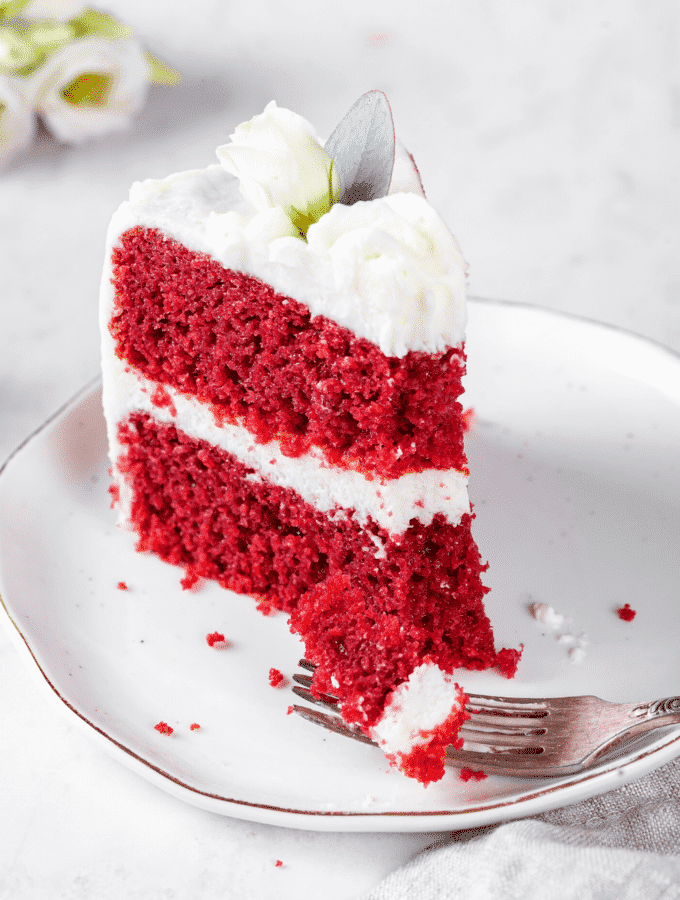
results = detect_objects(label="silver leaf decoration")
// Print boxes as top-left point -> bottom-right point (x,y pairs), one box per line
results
324,90 -> 395,206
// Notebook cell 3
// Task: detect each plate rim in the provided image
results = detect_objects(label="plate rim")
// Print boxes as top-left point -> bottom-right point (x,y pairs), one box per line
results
2,298 -> 680,832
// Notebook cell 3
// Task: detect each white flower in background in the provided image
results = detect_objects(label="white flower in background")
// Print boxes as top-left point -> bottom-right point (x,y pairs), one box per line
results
216,101 -> 340,237
0,73 -> 34,168
28,35 -> 150,142
19,0 -> 89,22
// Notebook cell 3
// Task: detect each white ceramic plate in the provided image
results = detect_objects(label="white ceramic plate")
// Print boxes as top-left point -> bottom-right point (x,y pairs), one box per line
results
1,299 -> 680,833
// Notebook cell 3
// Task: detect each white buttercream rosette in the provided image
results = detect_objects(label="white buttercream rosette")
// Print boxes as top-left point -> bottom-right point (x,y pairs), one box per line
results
310,194 -> 468,355
29,35 -> 150,142
0,73 -> 35,168
267,192 -> 468,357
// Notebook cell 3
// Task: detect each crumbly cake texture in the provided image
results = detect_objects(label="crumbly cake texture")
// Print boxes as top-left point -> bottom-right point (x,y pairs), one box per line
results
101,105 -> 520,783
111,227 -> 468,479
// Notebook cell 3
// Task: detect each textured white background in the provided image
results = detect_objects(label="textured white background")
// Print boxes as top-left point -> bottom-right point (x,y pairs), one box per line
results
1,1 -> 679,898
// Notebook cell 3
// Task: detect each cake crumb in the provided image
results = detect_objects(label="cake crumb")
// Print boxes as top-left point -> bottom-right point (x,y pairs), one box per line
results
150,384 -> 177,416
180,570 -> 202,590
462,407 -> 476,432
568,645 -> 587,664
459,768 -> 487,782
117,581 -> 128,590
190,723 -> 201,731
528,602 -> 565,631
154,721 -> 173,735
527,600 -> 587,663
206,631 -> 227,647
275,860 -> 283,868
617,603 -> 636,621
269,667 -> 287,688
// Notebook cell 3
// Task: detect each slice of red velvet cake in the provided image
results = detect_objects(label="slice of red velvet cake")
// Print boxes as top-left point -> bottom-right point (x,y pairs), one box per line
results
100,97 -> 519,784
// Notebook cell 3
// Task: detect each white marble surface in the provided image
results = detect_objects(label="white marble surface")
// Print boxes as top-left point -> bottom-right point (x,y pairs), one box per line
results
0,1 -> 678,897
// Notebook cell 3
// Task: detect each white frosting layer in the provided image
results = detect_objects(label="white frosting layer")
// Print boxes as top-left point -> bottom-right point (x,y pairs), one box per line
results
99,354 -> 470,536
104,136 -> 467,359
370,663 -> 466,757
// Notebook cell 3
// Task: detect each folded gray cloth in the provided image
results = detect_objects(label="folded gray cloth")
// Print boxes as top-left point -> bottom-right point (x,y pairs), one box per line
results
364,757 -> 680,899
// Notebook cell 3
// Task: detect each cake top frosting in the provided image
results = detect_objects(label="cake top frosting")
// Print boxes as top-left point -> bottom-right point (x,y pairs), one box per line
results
115,97 -> 468,358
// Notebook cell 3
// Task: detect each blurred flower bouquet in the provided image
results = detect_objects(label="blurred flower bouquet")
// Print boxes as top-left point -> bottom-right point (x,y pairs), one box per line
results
0,0 -> 177,169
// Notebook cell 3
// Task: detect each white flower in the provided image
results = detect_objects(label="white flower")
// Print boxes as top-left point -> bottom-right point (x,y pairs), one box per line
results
0,74 -> 35,169
20,0 -> 89,22
216,101 -> 340,237
27,36 -> 150,142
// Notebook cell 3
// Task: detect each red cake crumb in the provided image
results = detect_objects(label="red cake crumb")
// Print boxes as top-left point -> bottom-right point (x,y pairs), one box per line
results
108,482 -> 120,507
150,383 -> 177,417
117,581 -> 128,590
269,668 -> 286,688
617,603 -> 636,621
110,227 -> 469,480
287,706 -> 294,715
180,570 -> 202,590
275,860 -> 283,868
154,721 -> 173,735
190,723 -> 201,731
256,600 -> 276,616
206,631 -> 226,647
368,32 -> 390,46
462,407 -> 476,432
496,645 -> 522,678
459,768 -> 487,782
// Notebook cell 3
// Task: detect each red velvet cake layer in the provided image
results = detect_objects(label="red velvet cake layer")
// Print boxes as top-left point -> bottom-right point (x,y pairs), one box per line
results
116,412 -> 517,724
110,227 -> 468,479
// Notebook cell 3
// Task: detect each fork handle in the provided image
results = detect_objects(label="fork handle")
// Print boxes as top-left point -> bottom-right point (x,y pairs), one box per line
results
632,697 -> 680,721
601,696 -> 680,756
575,696 -> 680,773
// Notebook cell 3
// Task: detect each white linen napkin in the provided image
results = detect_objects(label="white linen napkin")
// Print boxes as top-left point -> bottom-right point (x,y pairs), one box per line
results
364,757 -> 680,899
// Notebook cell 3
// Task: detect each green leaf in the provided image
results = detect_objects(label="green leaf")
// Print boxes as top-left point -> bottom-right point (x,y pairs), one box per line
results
24,21 -> 74,54
0,0 -> 29,20
324,90 -> 395,206
0,25 -> 41,73
71,10 -> 132,39
146,53 -> 179,85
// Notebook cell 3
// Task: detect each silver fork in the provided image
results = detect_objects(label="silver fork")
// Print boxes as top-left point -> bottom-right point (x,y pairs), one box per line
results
291,661 -> 680,778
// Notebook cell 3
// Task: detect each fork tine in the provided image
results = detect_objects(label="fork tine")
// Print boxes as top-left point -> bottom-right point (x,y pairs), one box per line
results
292,705 -> 375,745
466,694 -> 551,717
291,673 -> 341,712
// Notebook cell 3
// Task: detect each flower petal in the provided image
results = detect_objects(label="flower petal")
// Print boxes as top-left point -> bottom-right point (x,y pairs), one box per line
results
0,73 -> 35,169
216,102 -> 339,237
29,36 -> 150,142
